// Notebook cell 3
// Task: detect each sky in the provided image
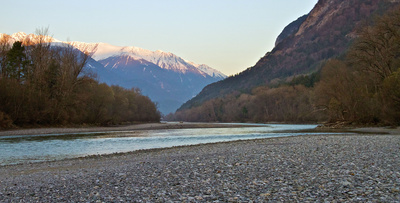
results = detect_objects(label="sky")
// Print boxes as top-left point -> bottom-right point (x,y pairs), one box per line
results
1,0 -> 318,76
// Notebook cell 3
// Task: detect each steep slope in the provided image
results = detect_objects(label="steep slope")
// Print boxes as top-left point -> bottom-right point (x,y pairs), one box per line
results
275,14 -> 308,46
179,0 -> 400,110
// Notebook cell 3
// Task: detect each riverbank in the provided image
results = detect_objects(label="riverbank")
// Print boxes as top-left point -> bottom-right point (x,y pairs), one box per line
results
1,121 -> 399,137
1,134 -> 399,202
0,122 -> 259,136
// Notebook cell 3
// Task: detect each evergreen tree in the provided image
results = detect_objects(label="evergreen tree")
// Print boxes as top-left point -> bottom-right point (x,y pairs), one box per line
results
5,41 -> 30,81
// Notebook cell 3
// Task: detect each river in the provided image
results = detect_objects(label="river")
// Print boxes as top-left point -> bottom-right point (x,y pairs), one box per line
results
0,123 -> 321,166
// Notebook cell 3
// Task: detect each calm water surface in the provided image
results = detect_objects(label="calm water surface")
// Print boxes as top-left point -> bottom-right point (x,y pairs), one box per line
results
0,123 -> 320,165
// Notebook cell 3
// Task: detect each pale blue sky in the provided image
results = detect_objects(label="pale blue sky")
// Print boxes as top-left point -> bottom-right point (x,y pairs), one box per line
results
1,0 -> 318,75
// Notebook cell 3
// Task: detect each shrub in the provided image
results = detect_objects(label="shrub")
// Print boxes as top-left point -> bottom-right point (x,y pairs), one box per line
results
0,111 -> 13,129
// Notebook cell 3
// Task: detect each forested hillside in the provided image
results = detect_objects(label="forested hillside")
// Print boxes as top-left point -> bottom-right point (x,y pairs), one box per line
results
170,0 -> 400,126
0,30 -> 160,129
179,0 -> 398,110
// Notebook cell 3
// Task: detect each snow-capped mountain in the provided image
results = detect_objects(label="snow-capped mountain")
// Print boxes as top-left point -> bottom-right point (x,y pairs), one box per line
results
2,32 -> 227,114
73,42 -> 226,79
2,32 -> 62,44
96,54 -> 221,114
186,61 -> 226,79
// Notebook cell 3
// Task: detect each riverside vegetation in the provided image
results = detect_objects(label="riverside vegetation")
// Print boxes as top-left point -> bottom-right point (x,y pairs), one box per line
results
0,29 -> 160,129
168,5 -> 400,126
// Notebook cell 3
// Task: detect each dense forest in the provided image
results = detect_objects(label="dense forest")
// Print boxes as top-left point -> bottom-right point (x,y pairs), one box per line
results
167,6 -> 400,126
0,30 -> 160,129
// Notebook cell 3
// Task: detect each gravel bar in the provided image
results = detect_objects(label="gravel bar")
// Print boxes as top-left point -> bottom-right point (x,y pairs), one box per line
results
0,134 -> 399,202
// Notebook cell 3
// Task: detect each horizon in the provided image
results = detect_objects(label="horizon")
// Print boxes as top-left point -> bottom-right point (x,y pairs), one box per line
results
2,0 -> 318,76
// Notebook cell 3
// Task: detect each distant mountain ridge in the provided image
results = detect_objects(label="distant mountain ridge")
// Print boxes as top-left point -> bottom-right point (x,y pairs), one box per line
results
74,42 -> 226,79
179,0 -> 400,111
3,32 -> 227,114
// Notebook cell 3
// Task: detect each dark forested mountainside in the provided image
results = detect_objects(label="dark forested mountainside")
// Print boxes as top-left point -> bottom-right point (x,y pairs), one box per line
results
170,0 -> 400,126
179,0 -> 399,111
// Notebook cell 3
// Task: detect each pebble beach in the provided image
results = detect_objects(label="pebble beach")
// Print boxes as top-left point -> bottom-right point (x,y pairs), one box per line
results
0,133 -> 399,202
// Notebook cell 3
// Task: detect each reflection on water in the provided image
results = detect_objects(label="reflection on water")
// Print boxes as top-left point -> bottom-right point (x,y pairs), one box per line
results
0,123 -> 318,165
0,133 -> 109,143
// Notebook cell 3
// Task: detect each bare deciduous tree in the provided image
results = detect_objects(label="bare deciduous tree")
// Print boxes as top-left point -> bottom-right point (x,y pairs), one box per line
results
0,34 -> 11,78
349,7 -> 400,80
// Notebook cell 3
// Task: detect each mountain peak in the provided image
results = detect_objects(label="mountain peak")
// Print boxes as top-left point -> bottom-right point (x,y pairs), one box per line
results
5,32 -> 59,44
11,32 -> 27,39
88,43 -> 226,78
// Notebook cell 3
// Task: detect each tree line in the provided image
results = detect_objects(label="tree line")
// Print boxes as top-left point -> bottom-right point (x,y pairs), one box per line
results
167,6 -> 400,126
0,29 -> 160,129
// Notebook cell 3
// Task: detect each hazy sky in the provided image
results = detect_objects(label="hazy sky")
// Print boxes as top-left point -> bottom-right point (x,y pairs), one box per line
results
1,0 -> 318,75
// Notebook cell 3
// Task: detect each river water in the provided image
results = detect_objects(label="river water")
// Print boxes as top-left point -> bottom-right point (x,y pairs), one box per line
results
0,123 -> 321,166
